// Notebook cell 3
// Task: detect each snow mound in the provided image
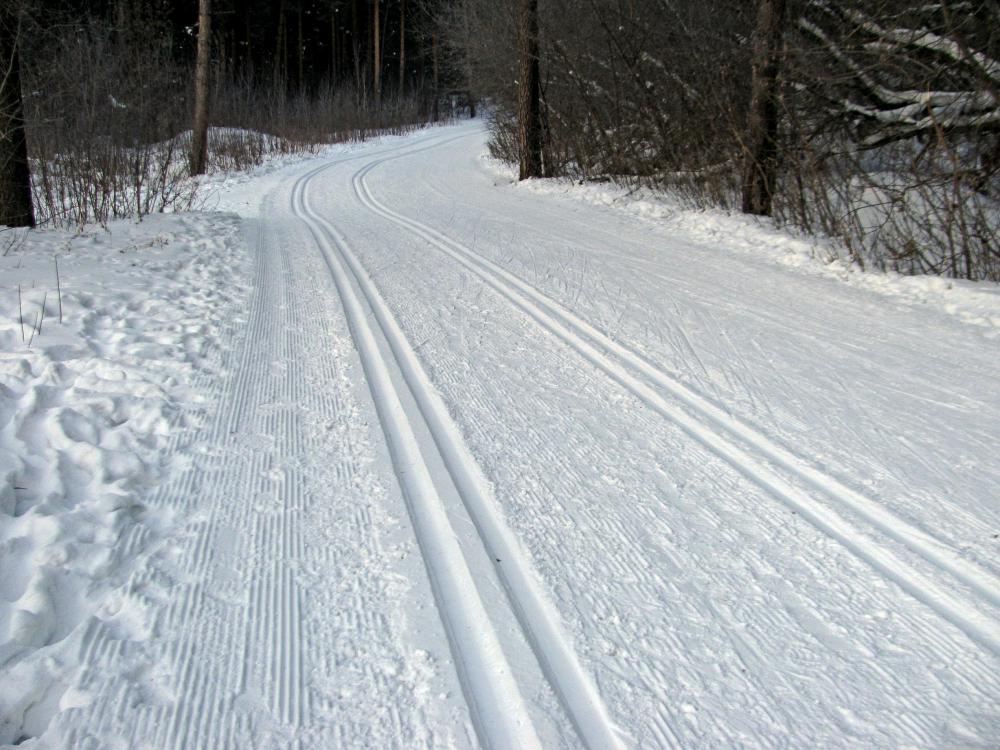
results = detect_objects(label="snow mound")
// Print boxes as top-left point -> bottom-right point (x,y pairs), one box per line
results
0,213 -> 248,744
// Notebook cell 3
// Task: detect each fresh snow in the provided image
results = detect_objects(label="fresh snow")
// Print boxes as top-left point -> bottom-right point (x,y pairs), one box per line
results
2,120 -> 999,748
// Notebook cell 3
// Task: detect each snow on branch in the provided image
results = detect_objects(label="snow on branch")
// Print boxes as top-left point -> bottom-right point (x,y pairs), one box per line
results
840,7 -> 1000,82
798,1 -> 1000,146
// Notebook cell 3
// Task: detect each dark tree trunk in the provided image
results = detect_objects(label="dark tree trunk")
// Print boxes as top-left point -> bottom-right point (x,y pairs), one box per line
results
330,3 -> 338,82
431,32 -> 439,122
190,0 -> 212,176
518,0 -> 542,179
461,6 -> 476,119
0,8 -> 34,227
398,0 -> 405,97
741,0 -> 787,216
245,8 -> 252,73
297,3 -> 304,89
277,0 -> 287,79
373,0 -> 381,105
352,0 -> 361,96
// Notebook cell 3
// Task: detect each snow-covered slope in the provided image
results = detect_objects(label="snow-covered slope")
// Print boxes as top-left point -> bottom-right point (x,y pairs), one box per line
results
3,121 -> 998,748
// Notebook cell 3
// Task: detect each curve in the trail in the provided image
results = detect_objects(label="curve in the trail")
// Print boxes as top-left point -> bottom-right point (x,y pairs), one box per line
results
301,165 -> 625,750
290,152 -> 545,750
348,143 -> 1000,658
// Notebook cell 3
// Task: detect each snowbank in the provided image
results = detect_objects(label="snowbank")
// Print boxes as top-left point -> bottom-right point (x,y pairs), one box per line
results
484,157 -> 1000,334
0,214 -> 249,744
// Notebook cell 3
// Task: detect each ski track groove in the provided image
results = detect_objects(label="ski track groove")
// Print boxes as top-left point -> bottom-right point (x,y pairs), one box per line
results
149,138 -> 447,747
291,148 -> 560,750
346,142 -> 1000,657
421,166 -> 1000,548
298,145 -> 626,750
332,195 -> 937,743
51,136 -> 463,746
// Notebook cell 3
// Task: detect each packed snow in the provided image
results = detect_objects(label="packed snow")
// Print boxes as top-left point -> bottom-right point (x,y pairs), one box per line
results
484,159 -> 1000,333
2,121 -> 998,748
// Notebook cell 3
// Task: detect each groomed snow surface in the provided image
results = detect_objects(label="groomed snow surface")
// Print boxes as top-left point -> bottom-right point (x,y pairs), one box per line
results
1,121 -> 998,748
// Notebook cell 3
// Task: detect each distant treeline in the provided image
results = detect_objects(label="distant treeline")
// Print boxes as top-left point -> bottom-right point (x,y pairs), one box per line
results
2,0 -> 463,227
31,0 -> 453,100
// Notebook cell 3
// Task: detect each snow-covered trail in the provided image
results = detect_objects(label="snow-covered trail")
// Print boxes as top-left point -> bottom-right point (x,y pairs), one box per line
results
41,133 -> 494,748
34,121 -> 1000,748
298,121 -> 1000,746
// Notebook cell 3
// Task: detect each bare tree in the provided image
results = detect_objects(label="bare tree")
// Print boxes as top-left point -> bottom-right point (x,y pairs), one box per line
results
785,0 -> 1000,279
374,0 -> 382,104
518,0 -> 542,179
432,30 -> 439,121
0,5 -> 33,227
330,1 -> 339,82
797,2 -> 1000,152
277,0 -> 288,79
399,0 -> 406,96
741,0 -> 787,216
190,0 -> 212,176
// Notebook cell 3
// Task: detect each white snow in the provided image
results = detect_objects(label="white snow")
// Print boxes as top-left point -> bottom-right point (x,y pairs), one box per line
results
2,120 -> 999,748
0,214 -> 248,745
483,159 -> 1000,333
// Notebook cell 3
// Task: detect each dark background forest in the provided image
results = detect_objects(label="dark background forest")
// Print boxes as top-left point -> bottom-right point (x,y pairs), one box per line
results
4,0 -> 462,227
2,0 -> 999,279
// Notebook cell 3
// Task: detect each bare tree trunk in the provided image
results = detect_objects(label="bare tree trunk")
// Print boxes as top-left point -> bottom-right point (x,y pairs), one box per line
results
518,0 -> 542,179
462,4 -> 476,118
352,0 -> 361,96
245,9 -> 252,73
297,3 -> 304,90
190,0 -> 212,176
741,0 -> 786,216
431,32 -> 439,122
398,0 -> 405,97
277,0 -> 287,81
373,0 -> 381,105
330,3 -> 338,82
0,8 -> 33,227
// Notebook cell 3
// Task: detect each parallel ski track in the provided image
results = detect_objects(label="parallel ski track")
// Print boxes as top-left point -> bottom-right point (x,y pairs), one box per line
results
347,139 -> 1000,658
292,137 -> 626,749
296,136 -> 623,750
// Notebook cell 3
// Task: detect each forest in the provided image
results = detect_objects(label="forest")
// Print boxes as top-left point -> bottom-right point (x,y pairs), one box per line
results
2,0 -> 999,280
0,4 -> 998,747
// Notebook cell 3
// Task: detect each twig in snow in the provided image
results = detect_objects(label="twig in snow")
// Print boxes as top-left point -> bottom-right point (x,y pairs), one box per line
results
28,312 -> 39,347
38,291 -> 48,336
2,228 -> 26,258
18,284 -> 25,342
55,256 -> 63,323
